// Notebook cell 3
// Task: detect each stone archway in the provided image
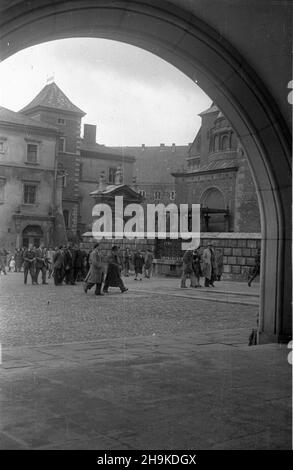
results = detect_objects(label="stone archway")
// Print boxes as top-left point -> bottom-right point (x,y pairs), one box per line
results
201,187 -> 225,210
22,225 -> 44,248
200,187 -> 228,232
0,0 -> 291,342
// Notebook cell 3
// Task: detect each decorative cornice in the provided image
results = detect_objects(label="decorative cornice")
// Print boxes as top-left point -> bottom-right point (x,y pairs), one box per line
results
12,213 -> 55,221
172,166 -> 238,178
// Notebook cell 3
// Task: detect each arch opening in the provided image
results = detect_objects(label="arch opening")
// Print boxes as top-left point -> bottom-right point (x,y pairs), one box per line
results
22,225 -> 44,248
0,0 -> 291,343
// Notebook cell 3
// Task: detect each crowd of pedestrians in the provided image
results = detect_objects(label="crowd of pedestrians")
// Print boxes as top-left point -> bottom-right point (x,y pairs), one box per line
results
1,243 -> 260,292
180,245 -> 224,289
0,243 -> 155,295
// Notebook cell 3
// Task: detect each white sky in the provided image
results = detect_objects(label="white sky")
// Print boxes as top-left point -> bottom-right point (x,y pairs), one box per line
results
0,38 -> 211,146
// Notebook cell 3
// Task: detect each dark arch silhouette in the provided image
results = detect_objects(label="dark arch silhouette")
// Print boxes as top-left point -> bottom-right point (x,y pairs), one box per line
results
0,0 -> 291,342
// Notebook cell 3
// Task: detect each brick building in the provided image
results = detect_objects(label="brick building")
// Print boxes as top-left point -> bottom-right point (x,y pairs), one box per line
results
172,103 -> 261,233
112,143 -> 189,205
79,125 -> 135,237
0,84 -> 261,280
0,105 -> 66,250
19,81 -> 136,241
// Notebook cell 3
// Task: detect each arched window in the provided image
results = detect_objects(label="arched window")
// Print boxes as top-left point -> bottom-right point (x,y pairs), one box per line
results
201,188 -> 225,209
214,134 -> 219,152
221,134 -> 230,150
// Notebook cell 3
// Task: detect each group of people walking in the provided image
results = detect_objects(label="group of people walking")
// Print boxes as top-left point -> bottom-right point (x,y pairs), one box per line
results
0,242 -> 155,295
0,244 -> 89,285
181,245 -> 223,289
84,245 -> 154,295
1,242 -> 261,292
84,244 -> 128,295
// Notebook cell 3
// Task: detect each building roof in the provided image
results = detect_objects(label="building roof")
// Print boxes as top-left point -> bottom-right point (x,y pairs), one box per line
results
196,160 -> 237,172
20,82 -> 86,116
0,106 -> 59,131
198,103 -> 219,116
172,159 -> 238,177
80,140 -> 135,162
112,144 -> 190,183
90,184 -> 142,199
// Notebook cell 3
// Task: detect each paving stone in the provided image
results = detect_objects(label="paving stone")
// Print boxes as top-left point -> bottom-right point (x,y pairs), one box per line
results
0,274 -> 289,450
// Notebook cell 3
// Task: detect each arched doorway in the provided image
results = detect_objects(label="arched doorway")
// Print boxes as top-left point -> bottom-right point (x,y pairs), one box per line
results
22,225 -> 44,248
0,1 -> 290,342
201,187 -> 228,232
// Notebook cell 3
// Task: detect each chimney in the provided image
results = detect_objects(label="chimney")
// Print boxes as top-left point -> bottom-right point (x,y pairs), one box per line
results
84,124 -> 96,145
160,143 -> 165,151
115,166 -> 123,185
172,143 -> 176,152
98,171 -> 106,192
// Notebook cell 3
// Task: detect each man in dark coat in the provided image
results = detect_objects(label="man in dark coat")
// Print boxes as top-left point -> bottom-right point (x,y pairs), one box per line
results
133,250 -> 144,281
53,246 -> 64,286
215,249 -> 224,281
103,246 -> 128,293
35,246 -> 48,284
73,243 -> 84,282
23,245 -> 36,284
84,243 -> 105,295
144,249 -> 153,278
63,243 -> 76,285
191,248 -> 202,287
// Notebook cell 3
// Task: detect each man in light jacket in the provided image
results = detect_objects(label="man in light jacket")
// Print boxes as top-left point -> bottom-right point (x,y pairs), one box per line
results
84,243 -> 105,295
202,244 -> 216,287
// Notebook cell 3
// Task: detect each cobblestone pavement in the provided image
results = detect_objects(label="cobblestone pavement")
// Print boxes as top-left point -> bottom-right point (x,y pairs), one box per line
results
0,273 -> 290,450
0,273 -> 258,347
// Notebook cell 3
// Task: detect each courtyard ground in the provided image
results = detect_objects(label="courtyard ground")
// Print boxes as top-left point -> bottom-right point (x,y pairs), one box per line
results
0,273 -> 291,449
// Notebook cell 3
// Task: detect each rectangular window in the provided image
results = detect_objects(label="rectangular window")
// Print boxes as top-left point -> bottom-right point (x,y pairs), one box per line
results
58,118 -> 65,125
23,184 -> 37,204
154,191 -> 161,200
108,167 -> 116,184
26,143 -> 38,163
59,137 -> 66,153
170,190 -> 176,201
0,142 -> 4,153
0,179 -> 5,202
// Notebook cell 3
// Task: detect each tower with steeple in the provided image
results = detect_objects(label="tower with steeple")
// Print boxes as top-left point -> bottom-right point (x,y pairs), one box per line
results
20,82 -> 86,240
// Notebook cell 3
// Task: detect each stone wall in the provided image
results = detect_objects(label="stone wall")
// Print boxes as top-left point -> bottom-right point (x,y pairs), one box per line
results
81,233 -> 261,281
155,232 -> 261,280
234,152 -> 261,232
200,233 -> 261,280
